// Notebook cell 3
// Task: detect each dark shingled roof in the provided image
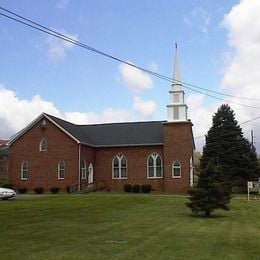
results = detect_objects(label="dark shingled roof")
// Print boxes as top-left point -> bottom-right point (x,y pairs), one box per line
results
46,114 -> 165,147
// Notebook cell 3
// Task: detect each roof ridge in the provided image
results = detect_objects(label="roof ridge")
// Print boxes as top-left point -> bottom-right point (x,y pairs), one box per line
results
45,113 -> 165,127
44,113 -> 77,126
78,120 -> 166,127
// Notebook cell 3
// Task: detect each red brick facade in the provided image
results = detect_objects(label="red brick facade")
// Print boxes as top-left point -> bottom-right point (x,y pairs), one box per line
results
0,140 -> 9,180
8,115 -> 194,193
0,153 -> 8,180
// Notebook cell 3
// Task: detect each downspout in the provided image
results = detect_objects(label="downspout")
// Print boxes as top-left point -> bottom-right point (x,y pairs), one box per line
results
78,143 -> 81,192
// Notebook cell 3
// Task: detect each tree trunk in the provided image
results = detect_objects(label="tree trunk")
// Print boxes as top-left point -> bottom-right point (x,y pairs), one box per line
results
205,209 -> 211,217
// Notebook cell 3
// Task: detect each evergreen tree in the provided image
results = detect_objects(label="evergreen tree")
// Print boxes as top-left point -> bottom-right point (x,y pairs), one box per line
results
200,104 -> 259,191
186,160 -> 231,217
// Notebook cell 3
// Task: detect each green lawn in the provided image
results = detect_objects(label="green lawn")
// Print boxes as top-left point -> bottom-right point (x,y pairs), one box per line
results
0,193 -> 259,260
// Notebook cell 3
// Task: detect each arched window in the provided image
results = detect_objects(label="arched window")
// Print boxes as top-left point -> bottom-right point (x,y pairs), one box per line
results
39,138 -> 47,151
81,160 -> 87,179
112,154 -> 127,179
58,161 -> 65,179
88,163 -> 94,183
147,153 -> 163,178
172,161 -> 181,178
21,162 -> 28,180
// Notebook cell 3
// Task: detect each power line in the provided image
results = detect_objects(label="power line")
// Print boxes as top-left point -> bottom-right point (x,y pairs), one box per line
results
1,6 -> 260,110
240,116 -> 260,125
194,116 -> 260,141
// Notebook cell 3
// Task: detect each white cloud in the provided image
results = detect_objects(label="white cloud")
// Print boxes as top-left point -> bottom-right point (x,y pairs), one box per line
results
186,93 -> 221,150
0,85 -> 133,139
56,0 -> 69,10
0,86 -> 60,138
46,28 -> 78,62
118,62 -> 153,93
187,0 -> 260,152
148,62 -> 159,73
184,8 -> 211,36
64,108 -> 132,125
221,0 -> 260,150
133,96 -> 156,118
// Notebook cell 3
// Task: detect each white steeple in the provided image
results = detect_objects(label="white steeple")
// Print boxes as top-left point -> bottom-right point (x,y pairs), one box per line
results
167,44 -> 188,122
172,43 -> 182,90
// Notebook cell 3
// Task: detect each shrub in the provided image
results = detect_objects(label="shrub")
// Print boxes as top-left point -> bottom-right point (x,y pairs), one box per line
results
0,178 -> 9,187
18,187 -> 27,194
66,186 -> 71,193
34,187 -> 44,194
123,184 -> 132,192
50,187 -> 60,194
231,186 -> 247,194
141,184 -> 152,193
2,183 -> 14,189
132,184 -> 141,193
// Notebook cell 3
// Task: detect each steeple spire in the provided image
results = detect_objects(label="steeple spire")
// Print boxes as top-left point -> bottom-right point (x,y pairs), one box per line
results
172,43 -> 182,91
172,43 -> 181,85
167,44 -> 188,122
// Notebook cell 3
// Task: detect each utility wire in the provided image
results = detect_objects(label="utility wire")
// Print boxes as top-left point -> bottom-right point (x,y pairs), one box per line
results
194,116 -> 260,140
240,116 -> 260,125
1,6 -> 260,109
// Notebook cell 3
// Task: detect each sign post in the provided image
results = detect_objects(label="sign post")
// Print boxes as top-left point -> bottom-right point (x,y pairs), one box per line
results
247,181 -> 260,201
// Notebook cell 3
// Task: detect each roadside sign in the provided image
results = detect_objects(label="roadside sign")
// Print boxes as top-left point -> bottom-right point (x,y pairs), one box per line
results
247,181 -> 260,201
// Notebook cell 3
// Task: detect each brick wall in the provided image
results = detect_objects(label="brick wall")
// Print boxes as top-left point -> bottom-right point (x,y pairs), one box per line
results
94,146 -> 164,192
8,116 -> 194,194
163,121 -> 194,193
9,118 -> 79,192
0,154 -> 8,180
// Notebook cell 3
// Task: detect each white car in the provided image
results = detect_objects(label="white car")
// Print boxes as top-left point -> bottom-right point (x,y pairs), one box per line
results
0,187 -> 16,200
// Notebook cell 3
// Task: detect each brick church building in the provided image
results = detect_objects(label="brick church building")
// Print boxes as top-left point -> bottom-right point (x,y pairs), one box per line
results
7,48 -> 195,193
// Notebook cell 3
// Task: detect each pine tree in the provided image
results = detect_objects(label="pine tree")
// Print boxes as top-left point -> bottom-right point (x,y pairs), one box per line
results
200,104 -> 259,191
186,160 -> 231,217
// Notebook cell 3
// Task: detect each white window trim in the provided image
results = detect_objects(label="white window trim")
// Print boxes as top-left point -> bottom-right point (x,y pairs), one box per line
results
21,162 -> 28,180
81,160 -> 87,180
39,138 -> 47,152
112,154 -> 127,180
88,163 -> 94,183
58,161 -> 65,180
147,153 -> 163,179
172,160 -> 181,178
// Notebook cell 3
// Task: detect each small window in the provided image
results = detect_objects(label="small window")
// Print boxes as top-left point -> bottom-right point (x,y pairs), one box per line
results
39,138 -> 47,151
147,153 -> 163,178
58,161 -> 65,179
81,160 -> 87,179
172,161 -> 181,178
173,107 -> 179,120
88,163 -> 94,183
21,162 -> 28,180
173,93 -> 179,102
112,154 -> 127,179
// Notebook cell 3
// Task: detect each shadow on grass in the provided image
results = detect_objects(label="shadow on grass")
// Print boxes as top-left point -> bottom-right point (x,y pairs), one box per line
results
187,213 -> 228,219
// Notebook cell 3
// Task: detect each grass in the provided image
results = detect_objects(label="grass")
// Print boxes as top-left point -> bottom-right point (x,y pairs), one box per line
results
0,193 -> 259,260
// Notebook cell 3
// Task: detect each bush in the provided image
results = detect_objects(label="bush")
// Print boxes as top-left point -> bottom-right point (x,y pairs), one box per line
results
34,187 -> 44,194
0,178 -> 9,187
132,184 -> 141,193
18,187 -> 27,194
141,184 -> 152,193
123,184 -> 132,192
2,183 -> 14,189
50,187 -> 60,194
231,186 -> 247,194
66,186 -> 71,193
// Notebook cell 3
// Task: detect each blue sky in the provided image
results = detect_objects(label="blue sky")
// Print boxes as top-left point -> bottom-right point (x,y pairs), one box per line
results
1,0 -> 260,151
